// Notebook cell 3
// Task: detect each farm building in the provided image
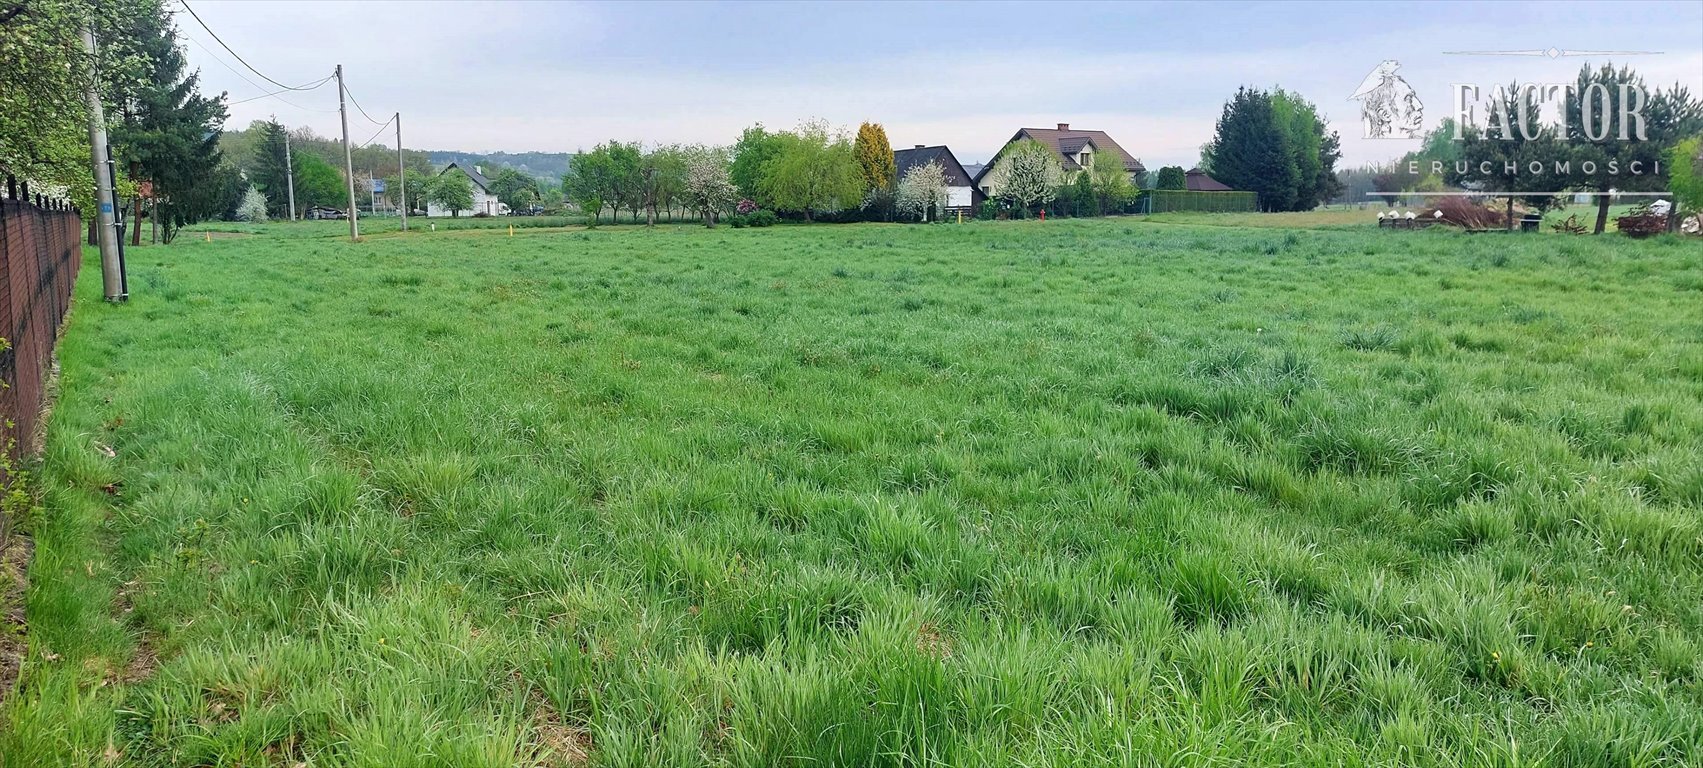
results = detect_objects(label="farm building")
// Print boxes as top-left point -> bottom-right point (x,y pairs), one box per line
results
427,163 -> 509,217
972,123 -> 1145,199
893,145 -> 983,212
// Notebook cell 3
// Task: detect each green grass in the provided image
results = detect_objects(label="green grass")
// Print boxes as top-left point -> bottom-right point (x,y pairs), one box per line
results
4,218 -> 1702,766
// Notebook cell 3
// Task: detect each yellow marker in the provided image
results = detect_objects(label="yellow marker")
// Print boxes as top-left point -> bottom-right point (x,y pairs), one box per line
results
509,224 -> 514,237
205,232 -> 211,242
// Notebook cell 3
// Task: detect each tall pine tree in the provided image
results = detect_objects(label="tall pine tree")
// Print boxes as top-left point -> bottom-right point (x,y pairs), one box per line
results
1205,88 -> 1298,211
109,3 -> 228,242
1203,87 -> 1341,212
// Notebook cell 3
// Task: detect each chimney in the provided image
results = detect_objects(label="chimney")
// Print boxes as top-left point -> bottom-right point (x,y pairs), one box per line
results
1056,123 -> 1070,131
914,144 -> 925,149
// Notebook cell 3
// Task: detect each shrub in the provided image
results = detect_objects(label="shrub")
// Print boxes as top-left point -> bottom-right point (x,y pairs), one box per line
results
727,210 -> 777,229
976,200 -> 1000,220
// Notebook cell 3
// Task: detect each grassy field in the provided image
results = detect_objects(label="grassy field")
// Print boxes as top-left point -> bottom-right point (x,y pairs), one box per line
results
3,218 -> 1701,766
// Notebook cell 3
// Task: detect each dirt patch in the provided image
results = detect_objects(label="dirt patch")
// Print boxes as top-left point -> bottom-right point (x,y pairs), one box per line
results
110,579 -> 158,686
915,622 -> 953,660
0,531 -> 31,696
528,697 -> 591,766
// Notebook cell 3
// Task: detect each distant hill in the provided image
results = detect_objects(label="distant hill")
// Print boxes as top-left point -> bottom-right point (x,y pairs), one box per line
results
425,151 -> 571,181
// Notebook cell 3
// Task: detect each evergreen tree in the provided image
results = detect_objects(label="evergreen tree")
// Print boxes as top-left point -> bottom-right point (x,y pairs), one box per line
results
1205,87 -> 1298,212
1448,82 -> 1564,228
251,119 -> 294,217
1155,166 -> 1187,190
108,3 -> 228,242
1559,64 -> 1702,233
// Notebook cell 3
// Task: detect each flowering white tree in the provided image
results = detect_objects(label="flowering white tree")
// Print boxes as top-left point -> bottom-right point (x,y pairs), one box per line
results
895,160 -> 950,222
987,139 -> 1061,214
235,186 -> 269,222
684,147 -> 737,228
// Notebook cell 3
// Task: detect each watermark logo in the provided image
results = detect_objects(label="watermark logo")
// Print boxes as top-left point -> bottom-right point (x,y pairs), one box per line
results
1351,60 -> 1423,139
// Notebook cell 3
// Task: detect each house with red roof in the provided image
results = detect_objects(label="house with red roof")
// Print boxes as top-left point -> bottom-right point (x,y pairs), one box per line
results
971,123 -> 1145,200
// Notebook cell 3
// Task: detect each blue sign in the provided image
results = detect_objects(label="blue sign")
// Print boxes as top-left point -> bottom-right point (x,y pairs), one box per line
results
369,179 -> 386,193
100,203 -> 113,213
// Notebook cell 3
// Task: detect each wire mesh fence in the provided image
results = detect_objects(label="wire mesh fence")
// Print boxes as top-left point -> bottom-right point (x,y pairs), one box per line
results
0,176 -> 82,547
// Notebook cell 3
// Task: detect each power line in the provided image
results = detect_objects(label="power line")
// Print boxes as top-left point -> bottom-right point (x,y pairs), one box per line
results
225,75 -> 335,106
185,35 -> 336,113
356,112 -> 397,148
177,0 -> 323,92
340,81 -> 388,126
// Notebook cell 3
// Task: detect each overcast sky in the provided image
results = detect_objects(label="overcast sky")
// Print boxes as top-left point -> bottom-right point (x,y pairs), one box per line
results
181,0 -> 1703,170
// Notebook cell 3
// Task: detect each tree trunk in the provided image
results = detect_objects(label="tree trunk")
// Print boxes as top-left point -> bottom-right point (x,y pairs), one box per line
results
646,204 -> 655,227
1593,193 -> 1610,234
1506,198 -> 1514,232
804,208 -> 814,222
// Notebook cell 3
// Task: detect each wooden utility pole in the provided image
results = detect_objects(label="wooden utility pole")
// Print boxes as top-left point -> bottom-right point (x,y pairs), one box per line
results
82,26 -> 124,301
284,129 -> 297,221
396,113 -> 407,231
335,64 -> 358,240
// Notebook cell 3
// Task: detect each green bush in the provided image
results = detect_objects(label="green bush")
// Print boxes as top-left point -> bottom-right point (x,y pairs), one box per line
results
976,200 -> 1000,220
728,210 -> 778,229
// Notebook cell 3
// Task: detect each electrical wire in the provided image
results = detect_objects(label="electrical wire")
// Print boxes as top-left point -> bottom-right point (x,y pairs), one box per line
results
340,81 -> 388,126
178,0 -> 324,92
186,35 -> 336,113
225,74 -> 335,106
356,113 -> 397,148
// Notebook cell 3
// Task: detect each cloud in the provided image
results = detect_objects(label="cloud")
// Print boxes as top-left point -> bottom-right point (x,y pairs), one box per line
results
184,1 -> 1702,172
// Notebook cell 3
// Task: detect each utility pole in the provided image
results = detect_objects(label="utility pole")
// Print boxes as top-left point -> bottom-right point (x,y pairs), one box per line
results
82,26 -> 124,302
396,113 -> 407,231
284,129 -> 297,221
334,64 -> 359,240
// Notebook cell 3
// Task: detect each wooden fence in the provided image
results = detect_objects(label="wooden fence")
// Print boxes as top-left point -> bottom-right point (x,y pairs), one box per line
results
0,177 -> 82,547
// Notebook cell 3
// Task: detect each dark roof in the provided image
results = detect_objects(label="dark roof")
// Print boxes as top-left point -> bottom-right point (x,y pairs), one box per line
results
1005,126 -> 1145,175
1185,167 -> 1234,192
441,162 -> 492,192
961,162 -> 985,178
1056,137 -> 1097,156
893,145 -> 976,187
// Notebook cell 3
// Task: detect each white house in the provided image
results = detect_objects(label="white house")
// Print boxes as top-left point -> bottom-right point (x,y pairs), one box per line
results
892,145 -> 982,212
427,163 -> 509,217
